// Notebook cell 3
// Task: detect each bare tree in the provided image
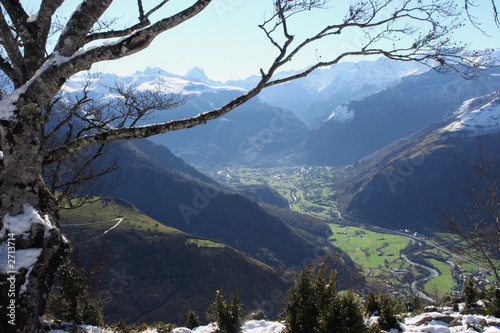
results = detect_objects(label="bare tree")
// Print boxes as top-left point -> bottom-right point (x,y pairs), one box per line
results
41,74 -> 186,208
441,137 -> 500,284
0,0 -> 496,331
465,0 -> 500,33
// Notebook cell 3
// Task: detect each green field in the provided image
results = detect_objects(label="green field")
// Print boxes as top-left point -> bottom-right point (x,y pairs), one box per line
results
424,259 -> 455,296
329,224 -> 410,271
60,197 -> 223,248
215,166 -> 342,219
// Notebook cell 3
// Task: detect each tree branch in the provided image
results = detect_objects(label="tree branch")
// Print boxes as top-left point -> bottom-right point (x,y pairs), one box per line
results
0,8 -> 25,85
34,0 -> 65,46
465,0 -> 500,33
53,0 -> 113,57
14,0 -> 210,110
0,0 -> 28,37
0,54 -> 18,85
144,0 -> 171,21
42,85 -> 265,165
84,20 -> 151,43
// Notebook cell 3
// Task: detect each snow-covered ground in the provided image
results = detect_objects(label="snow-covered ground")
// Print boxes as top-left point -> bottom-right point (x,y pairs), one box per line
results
171,320 -> 285,333
400,311 -> 500,333
48,312 -> 500,333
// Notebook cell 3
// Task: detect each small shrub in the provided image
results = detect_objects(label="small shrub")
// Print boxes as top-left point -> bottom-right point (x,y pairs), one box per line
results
246,309 -> 267,321
186,309 -> 201,329
365,292 -> 380,316
404,293 -> 423,314
319,291 -> 366,333
46,259 -> 104,326
377,294 -> 402,332
364,293 -> 402,331
206,289 -> 242,333
283,263 -> 337,333
152,321 -> 176,333
464,276 -> 478,309
113,318 -> 132,333
135,323 -> 149,331
484,287 -> 500,317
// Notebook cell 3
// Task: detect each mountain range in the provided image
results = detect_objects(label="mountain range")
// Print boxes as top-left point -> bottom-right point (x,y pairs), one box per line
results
64,68 -> 309,168
56,56 -> 500,325
227,57 -> 427,127
334,91 -> 500,232
300,67 -> 500,166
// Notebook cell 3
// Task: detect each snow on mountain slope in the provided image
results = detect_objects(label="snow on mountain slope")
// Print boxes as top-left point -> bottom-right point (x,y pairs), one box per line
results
441,92 -> 500,135
227,57 -> 428,126
63,66 -> 245,98
63,57 -> 427,129
327,104 -> 354,123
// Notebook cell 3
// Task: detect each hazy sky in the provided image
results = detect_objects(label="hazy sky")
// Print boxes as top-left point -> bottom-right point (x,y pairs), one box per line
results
47,0 -> 500,81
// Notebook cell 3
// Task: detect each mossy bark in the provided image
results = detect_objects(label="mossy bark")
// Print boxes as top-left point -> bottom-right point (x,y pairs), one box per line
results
0,104 -> 70,333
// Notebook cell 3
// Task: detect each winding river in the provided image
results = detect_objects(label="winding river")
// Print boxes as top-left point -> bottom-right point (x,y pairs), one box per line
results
400,251 -> 439,303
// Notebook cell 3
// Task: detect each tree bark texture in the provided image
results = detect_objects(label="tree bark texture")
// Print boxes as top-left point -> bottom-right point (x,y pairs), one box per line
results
0,104 -> 70,332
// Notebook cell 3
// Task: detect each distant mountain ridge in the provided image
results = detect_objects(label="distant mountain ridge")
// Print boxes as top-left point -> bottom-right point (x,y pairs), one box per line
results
301,67 -> 500,166
62,58 -> 453,168
226,57 -> 427,127
64,67 -> 308,168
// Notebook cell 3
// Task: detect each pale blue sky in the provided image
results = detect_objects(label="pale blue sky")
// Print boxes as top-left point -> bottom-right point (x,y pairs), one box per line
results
92,0 -> 500,82
34,0 -> 500,81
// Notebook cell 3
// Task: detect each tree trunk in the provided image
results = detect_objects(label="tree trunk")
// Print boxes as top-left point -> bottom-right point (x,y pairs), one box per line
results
0,103 -> 70,333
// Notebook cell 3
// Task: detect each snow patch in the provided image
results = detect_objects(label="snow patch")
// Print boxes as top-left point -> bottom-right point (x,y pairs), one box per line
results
171,321 -> 285,333
328,105 -> 354,123
0,84 -> 29,120
441,97 -> 500,135
242,320 -> 285,332
401,311 -> 500,333
0,205 -> 55,276
46,314 -> 500,333
0,204 -> 54,239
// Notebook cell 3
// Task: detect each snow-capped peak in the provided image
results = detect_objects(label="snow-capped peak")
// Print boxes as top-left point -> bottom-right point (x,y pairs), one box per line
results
441,91 -> 500,135
186,66 -> 210,83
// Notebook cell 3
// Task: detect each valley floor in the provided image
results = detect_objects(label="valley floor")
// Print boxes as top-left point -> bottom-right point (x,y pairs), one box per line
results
211,166 -> 497,300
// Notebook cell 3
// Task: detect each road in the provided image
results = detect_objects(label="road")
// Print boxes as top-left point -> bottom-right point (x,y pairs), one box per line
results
287,181 -> 304,210
61,217 -> 124,242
